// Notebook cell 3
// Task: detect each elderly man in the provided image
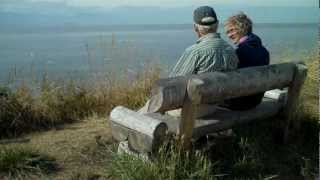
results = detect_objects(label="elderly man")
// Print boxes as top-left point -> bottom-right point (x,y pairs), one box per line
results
139,6 -> 238,117
166,6 -> 238,117
169,6 -> 238,77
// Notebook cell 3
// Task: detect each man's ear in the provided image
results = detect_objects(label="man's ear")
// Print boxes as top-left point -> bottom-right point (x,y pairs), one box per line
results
193,24 -> 199,33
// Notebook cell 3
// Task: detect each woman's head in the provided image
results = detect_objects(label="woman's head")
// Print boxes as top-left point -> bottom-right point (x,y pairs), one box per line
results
224,12 -> 252,44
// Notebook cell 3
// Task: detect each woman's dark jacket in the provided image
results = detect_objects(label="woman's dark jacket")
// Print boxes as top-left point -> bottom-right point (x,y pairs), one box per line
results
226,33 -> 270,110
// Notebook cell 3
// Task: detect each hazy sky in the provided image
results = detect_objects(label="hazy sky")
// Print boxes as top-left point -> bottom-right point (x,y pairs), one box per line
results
1,0 -> 318,8
0,0 -> 317,26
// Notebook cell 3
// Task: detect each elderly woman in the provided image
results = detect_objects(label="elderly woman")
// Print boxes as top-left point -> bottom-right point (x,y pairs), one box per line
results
224,12 -> 270,110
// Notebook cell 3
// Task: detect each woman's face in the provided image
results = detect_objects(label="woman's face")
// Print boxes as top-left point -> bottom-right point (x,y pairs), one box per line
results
224,23 -> 241,44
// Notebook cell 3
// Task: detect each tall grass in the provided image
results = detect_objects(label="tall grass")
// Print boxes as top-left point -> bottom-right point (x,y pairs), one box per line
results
0,67 -> 160,138
299,57 -> 319,120
109,141 -> 216,180
0,146 -> 57,178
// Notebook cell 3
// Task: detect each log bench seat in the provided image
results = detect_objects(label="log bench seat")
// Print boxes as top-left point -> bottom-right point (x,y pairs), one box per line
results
109,62 -> 307,156
147,95 -> 285,140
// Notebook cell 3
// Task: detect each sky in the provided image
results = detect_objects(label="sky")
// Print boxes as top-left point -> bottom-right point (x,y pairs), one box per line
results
1,0 -> 317,9
0,0 -> 318,28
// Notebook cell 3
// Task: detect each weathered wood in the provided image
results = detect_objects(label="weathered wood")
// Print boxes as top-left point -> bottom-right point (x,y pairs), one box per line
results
110,106 -> 168,153
188,63 -> 296,104
179,78 -> 203,149
148,76 -> 189,113
192,98 -> 283,139
148,98 -> 281,139
148,63 -> 295,113
145,113 -> 179,134
146,98 -> 284,140
283,63 -> 308,142
264,89 -> 288,105
110,62 -> 305,156
110,122 -> 129,142
117,141 -> 150,161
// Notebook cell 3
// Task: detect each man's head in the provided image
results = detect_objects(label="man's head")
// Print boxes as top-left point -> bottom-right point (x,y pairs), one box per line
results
224,12 -> 252,44
193,6 -> 219,37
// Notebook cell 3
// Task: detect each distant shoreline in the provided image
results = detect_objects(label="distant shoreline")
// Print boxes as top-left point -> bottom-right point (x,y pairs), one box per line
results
0,23 -> 317,34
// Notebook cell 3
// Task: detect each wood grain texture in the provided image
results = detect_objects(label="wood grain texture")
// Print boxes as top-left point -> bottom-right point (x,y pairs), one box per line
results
188,63 -> 295,104
110,106 -> 168,153
283,63 -> 308,142
148,63 -> 295,113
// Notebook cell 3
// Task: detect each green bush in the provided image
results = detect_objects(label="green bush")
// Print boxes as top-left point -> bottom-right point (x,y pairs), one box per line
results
109,142 -> 216,180
0,146 -> 57,177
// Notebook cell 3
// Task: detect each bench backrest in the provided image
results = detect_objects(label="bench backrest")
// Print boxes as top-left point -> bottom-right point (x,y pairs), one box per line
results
147,62 -> 307,148
148,62 -> 305,113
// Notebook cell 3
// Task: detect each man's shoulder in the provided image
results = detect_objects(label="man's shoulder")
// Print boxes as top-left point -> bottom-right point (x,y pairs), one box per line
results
181,44 -> 201,58
196,38 -> 235,54
183,37 -> 236,58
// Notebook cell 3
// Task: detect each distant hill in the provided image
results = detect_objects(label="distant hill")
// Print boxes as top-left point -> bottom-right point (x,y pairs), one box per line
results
0,5 -> 318,30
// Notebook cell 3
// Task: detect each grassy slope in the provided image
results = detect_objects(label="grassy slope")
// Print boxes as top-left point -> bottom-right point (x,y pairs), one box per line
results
0,58 -> 318,179
0,117 -> 114,179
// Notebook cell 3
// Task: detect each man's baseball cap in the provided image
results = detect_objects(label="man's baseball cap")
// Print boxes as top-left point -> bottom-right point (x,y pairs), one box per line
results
193,6 -> 218,25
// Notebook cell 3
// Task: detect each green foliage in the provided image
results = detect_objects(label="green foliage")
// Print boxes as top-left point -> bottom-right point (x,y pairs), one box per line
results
206,116 -> 319,179
0,146 -> 57,177
109,141 -> 216,180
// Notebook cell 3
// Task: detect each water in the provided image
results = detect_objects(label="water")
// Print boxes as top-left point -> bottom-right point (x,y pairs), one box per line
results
0,24 -> 317,83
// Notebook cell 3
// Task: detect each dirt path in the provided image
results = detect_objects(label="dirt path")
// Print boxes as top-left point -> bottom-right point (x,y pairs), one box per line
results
1,117 -> 114,180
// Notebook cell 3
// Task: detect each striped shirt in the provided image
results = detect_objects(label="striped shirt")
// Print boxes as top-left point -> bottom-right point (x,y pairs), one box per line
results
169,33 -> 239,77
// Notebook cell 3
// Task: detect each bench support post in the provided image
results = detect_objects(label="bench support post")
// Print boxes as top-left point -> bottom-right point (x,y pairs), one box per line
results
283,63 -> 308,142
179,79 -> 203,149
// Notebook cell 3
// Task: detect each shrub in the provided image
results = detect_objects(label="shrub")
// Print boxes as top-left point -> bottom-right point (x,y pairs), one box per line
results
109,141 -> 216,180
0,146 -> 57,178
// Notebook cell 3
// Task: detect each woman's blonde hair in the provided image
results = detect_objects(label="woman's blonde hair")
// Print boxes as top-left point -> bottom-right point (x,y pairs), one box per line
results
224,12 -> 252,37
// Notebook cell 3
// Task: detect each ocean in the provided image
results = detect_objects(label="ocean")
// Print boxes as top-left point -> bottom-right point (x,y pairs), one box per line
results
0,23 -> 317,83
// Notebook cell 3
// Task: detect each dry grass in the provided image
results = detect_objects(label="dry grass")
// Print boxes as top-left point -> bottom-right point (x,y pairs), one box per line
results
300,57 -> 319,120
0,67 -> 160,138
0,117 -> 114,179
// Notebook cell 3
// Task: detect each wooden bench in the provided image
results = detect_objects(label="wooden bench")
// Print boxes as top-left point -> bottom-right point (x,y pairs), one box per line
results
109,62 -> 307,156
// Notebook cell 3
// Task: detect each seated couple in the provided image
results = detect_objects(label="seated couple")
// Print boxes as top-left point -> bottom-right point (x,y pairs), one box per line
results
139,6 -> 270,117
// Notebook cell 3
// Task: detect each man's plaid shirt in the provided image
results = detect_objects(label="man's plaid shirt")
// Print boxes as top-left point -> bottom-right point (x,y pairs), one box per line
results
169,33 -> 239,77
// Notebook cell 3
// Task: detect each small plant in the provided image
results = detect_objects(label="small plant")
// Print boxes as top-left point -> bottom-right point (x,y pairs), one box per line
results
0,146 -> 57,178
109,141 -> 216,180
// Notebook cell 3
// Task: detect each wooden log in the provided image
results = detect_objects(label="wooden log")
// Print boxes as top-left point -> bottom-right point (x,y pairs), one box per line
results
145,113 -> 179,134
179,78 -> 203,149
148,76 -> 189,113
148,63 -> 295,113
188,63 -> 296,104
192,98 -> 283,139
109,122 -> 129,142
146,98 -> 284,140
283,63 -> 308,142
117,141 -> 150,161
110,106 -> 168,153
264,89 -> 288,105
